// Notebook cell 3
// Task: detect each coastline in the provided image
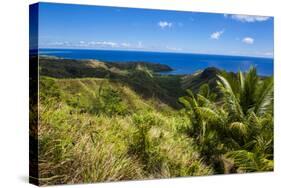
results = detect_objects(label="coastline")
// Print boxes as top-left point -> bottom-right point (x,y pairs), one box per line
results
38,54 -> 272,78
38,49 -> 274,76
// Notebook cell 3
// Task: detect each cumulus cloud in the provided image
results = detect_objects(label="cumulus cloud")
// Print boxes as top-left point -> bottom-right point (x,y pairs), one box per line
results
224,14 -> 270,22
158,21 -> 172,29
210,30 -> 224,40
242,37 -> 254,44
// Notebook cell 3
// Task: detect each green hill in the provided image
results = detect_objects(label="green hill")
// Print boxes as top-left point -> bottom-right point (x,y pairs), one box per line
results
37,57 -> 218,185
39,56 -> 222,108
181,67 -> 221,92
38,75 -> 213,185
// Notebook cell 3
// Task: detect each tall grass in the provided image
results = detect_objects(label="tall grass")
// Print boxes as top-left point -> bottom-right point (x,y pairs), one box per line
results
38,76 -> 212,185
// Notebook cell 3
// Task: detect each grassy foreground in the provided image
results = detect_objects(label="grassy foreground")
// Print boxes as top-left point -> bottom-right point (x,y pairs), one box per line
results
37,57 -> 273,185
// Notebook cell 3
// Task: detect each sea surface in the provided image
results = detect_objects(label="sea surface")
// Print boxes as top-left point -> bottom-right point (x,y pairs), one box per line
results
39,49 -> 273,76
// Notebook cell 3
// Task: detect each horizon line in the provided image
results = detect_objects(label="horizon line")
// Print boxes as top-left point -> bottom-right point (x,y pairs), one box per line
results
38,47 -> 274,59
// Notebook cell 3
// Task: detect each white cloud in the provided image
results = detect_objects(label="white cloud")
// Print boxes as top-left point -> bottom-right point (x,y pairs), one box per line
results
121,43 -> 130,47
137,41 -> 143,48
158,21 -> 172,29
77,41 -> 88,47
210,30 -> 224,40
47,41 -> 70,46
242,37 -> 254,44
263,52 -> 273,57
166,46 -> 183,51
225,14 -> 270,22
90,41 -> 118,47
51,41 -> 65,46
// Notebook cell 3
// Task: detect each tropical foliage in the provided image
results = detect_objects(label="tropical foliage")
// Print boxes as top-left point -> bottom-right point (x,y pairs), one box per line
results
179,66 -> 273,173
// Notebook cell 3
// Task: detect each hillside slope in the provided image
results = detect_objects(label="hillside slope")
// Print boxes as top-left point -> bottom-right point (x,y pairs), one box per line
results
38,76 -> 213,185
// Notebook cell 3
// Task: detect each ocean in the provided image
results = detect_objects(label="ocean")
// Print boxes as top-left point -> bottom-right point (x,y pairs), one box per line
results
39,49 -> 273,76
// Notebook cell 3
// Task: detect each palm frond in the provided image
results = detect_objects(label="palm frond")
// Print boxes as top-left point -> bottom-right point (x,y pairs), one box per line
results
225,150 -> 273,172
198,84 -> 210,99
255,77 -> 273,115
229,122 -> 248,136
239,66 -> 259,114
238,71 -> 245,93
195,107 -> 221,124
179,96 -> 191,110
217,75 -> 244,120
196,94 -> 215,109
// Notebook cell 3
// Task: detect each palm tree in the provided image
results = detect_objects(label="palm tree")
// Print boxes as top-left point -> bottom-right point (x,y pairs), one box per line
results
217,66 -> 273,172
217,67 -> 273,118
179,84 -> 229,170
179,67 -> 273,173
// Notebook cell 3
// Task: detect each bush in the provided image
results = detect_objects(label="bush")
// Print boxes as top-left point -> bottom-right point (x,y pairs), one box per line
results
128,113 -> 164,174
99,87 -> 128,116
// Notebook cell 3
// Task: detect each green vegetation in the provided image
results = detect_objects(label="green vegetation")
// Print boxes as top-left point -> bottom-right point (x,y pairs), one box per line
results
37,57 -> 273,185
179,67 -> 273,173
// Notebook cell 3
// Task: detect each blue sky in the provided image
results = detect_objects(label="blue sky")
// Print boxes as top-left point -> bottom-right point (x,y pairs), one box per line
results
38,2 -> 274,58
